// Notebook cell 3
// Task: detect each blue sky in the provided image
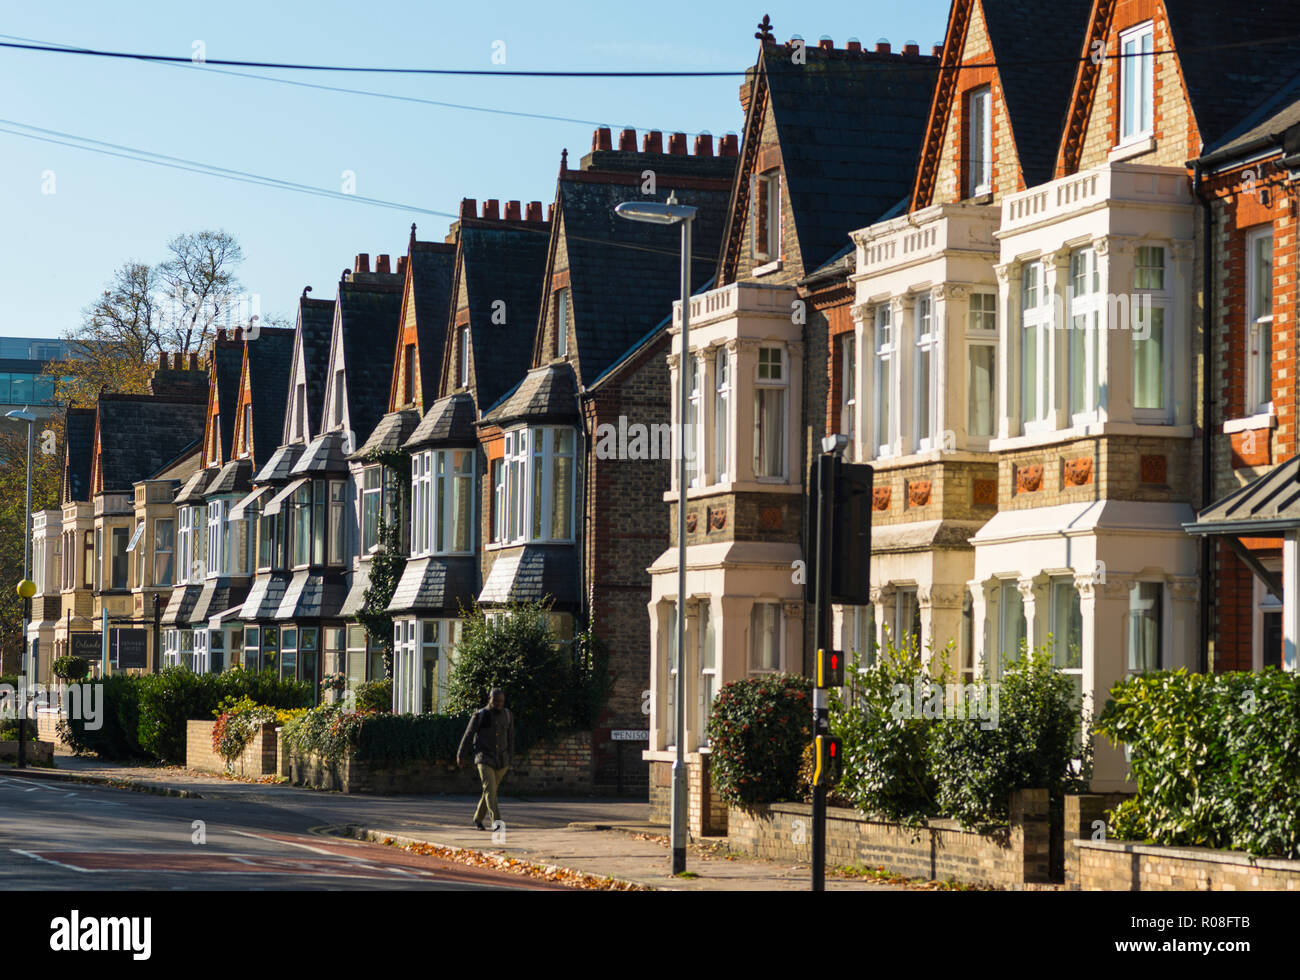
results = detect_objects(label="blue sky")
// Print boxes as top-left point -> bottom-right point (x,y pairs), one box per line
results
0,0 -> 950,339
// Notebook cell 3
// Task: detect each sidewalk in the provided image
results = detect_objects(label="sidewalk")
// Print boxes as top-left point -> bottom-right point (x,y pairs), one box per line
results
1,752 -> 901,891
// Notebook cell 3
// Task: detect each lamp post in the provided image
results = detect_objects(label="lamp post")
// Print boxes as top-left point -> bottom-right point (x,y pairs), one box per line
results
615,193 -> 698,876
7,408 -> 37,769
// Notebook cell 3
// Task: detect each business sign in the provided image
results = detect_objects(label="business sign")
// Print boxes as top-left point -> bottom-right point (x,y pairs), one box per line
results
611,729 -> 649,741
69,634 -> 102,661
111,629 -> 149,670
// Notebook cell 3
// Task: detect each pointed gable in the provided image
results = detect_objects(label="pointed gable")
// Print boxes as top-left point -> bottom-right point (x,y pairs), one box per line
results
230,328 -> 294,468
721,34 -> 939,284
322,267 -> 403,449
92,394 -> 206,494
283,295 -> 335,445
61,406 -> 96,504
200,334 -> 245,468
389,230 -> 456,413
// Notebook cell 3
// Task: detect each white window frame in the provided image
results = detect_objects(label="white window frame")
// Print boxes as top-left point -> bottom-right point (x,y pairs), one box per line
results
1252,563 -> 1283,672
433,448 -> 475,555
491,456 -> 506,543
411,451 -> 431,557
913,294 -> 938,452
1118,22 -> 1154,146
1247,227 -> 1274,416
460,326 -> 471,386
697,601 -> 717,745
153,517 -> 174,586
686,355 -> 702,488
556,289 -> 569,358
1132,245 -> 1171,420
1049,575 -> 1084,707
872,304 -> 894,458
994,579 -> 1026,679
1125,580 -> 1165,675
967,293 -> 998,444
1068,246 -> 1102,424
752,170 -> 781,262
361,465 -> 382,553
753,346 -> 787,480
713,347 -> 731,483
177,506 -> 195,584
499,427 -> 575,544
839,332 -> 856,458
968,85 -> 992,197
748,601 -> 783,673
1020,261 -> 1053,433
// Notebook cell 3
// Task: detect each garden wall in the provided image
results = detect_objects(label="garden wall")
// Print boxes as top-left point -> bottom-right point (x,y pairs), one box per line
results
1070,840 -> 1300,890
0,739 -> 54,766
288,730 -> 596,795
186,720 -> 279,777
727,790 -> 1052,888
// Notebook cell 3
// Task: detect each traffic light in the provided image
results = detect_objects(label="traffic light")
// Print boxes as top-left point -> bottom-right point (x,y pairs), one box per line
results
815,648 -> 844,688
813,734 -> 842,787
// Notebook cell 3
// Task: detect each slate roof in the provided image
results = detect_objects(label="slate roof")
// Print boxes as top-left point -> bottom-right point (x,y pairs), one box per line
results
337,278 -> 404,449
210,340 -> 244,462
253,443 -> 303,485
406,240 -> 457,408
1187,455 -> 1300,535
749,42 -> 939,274
244,329 -> 295,470
191,581 -> 249,625
405,394 -> 477,449
1167,2 -> 1300,153
207,458 -> 253,496
161,584 -> 202,626
339,563 -> 370,619
293,298 -> 336,443
354,409 -> 420,459
558,175 -> 730,382
239,573 -> 290,621
290,431 -> 349,476
62,407 -> 96,503
457,220 -> 551,410
482,363 -> 578,426
1203,91 -> 1300,163
174,467 -> 215,505
276,570 -> 348,620
980,0 -> 1094,187
477,546 -> 578,608
387,555 -> 479,615
95,395 -> 206,493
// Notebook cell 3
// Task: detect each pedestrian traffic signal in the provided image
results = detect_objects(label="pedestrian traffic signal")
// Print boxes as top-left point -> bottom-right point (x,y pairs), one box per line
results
813,734 -> 842,788
815,648 -> 844,688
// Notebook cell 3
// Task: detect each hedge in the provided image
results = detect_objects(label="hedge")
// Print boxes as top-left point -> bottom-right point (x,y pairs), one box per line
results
707,673 -> 812,807
354,712 -> 471,763
1095,668 -> 1300,858
58,673 -> 145,759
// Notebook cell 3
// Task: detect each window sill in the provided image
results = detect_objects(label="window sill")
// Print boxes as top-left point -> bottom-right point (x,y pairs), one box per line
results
990,420 -> 1194,451
752,259 -> 783,277
1109,136 -> 1155,162
664,480 -> 802,502
1223,411 -> 1276,434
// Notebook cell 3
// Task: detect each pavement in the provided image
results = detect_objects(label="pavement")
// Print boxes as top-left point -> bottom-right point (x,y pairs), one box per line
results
0,751 -> 902,891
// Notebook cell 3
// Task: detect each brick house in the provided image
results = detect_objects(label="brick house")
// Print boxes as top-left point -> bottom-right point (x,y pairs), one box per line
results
388,206 -> 547,714
841,0 -> 1091,678
645,28 -> 938,828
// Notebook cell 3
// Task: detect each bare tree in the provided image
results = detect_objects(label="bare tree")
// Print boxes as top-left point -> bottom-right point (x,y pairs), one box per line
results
157,229 -> 246,356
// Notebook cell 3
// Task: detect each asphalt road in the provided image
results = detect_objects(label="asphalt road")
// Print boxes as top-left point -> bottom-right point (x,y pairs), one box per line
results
0,773 -> 580,890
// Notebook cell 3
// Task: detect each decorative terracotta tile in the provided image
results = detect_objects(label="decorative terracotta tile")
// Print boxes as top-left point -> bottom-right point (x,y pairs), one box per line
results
873,486 -> 891,511
758,506 -> 783,531
972,479 -> 998,506
1016,464 -> 1043,494
1140,454 -> 1168,485
708,507 -> 727,531
685,512 -> 697,534
907,479 -> 932,507
1063,456 -> 1094,487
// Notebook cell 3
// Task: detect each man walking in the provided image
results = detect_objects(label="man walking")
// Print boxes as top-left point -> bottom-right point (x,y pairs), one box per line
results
457,688 -> 515,831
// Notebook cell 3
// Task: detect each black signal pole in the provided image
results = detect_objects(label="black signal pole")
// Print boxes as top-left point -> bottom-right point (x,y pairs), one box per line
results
810,446 -> 838,892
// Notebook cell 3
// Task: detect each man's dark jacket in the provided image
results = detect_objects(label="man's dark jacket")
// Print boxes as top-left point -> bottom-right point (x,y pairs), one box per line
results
457,706 -> 515,768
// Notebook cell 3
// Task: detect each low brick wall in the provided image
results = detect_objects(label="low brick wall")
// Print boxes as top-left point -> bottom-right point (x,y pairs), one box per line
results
648,756 -> 728,836
289,730 -> 595,795
1071,839 -> 1300,890
34,709 -> 70,748
0,739 -> 54,765
727,791 -> 1052,888
186,719 -> 279,777
1063,792 -> 1135,886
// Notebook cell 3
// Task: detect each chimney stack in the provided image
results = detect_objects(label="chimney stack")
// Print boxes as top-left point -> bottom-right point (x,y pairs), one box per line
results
593,126 -> 613,151
525,200 -> 543,222
819,37 -> 834,51
875,40 -> 891,53
397,256 -> 408,275
668,132 -> 687,155
618,128 -> 637,151
693,133 -> 714,156
846,38 -> 862,53
505,200 -> 522,221
903,42 -> 920,56
482,199 -> 500,220
188,353 -> 199,371
354,253 -> 370,274
547,204 -> 555,221
375,254 -> 391,274
642,130 -> 663,154
720,133 -> 739,157
159,352 -> 168,369
932,43 -> 944,57
460,198 -> 477,220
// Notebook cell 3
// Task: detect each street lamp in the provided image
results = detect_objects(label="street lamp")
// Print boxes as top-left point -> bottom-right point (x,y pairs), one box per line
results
615,193 -> 698,876
6,408 -> 37,769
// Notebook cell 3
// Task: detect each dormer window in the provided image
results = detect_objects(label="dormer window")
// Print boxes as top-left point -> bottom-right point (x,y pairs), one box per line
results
295,383 -> 306,440
1118,22 -> 1154,145
555,289 -> 570,358
752,170 -> 781,262
403,344 -> 416,404
1247,228 -> 1274,415
460,326 -> 471,386
333,371 -> 344,427
241,404 -> 252,457
968,86 -> 992,197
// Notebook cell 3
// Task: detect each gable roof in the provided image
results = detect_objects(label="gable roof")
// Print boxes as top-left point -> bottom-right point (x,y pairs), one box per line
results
455,218 -> 551,409
62,406 -> 96,503
555,172 -> 731,382
209,337 -> 245,463
288,295 -> 335,443
402,237 -> 457,409
723,39 -> 939,280
94,394 -> 206,494
336,276 -> 404,446
1200,70 -> 1300,164
243,329 -> 295,470
483,362 -> 579,426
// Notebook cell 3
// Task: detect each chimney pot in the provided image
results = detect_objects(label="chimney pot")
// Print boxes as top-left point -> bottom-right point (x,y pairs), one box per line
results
159,352 -> 168,369
643,130 -> 664,154
397,256 -> 408,275
172,353 -> 182,370
932,43 -> 944,57
217,328 -> 226,342
376,254 -> 391,274
618,128 -> 637,151
188,353 -> 199,371
354,253 -> 370,274
505,200 -> 521,221
547,203 -> 555,222
482,199 -> 500,220
846,39 -> 862,53
460,198 -> 477,220
668,132 -> 687,155
819,38 -> 834,51
875,40 -> 891,54
721,133 -> 739,157
526,200 -> 543,222
693,133 -> 714,157
593,126 -> 612,151
903,43 -> 920,56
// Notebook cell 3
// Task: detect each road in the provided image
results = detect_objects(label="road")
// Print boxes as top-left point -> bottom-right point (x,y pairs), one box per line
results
0,773 -> 582,890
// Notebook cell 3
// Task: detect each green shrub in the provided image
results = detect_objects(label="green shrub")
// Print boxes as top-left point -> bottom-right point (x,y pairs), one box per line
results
928,645 -> 1092,832
830,634 -> 943,824
354,712 -> 470,763
58,673 -> 146,759
52,656 -> 91,681
707,672 -> 812,807
355,677 -> 393,713
1095,668 -> 1300,858
281,702 -> 368,765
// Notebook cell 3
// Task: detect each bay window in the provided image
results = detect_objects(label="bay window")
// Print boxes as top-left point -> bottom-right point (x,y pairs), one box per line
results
1020,261 -> 1052,429
995,581 -> 1026,678
412,452 -> 430,555
914,294 -> 937,451
750,601 -> 782,672
753,347 -> 786,478
491,458 -> 505,543
83,530 -> 93,588
328,481 -> 346,565
872,305 -> 893,457
1247,227 -> 1274,415
177,508 -> 195,584
1118,22 -> 1154,145
1132,245 -> 1169,415
714,347 -> 730,482
496,427 -> 575,544
1068,246 -> 1102,420
1126,582 -> 1163,674
312,480 -> 326,566
291,484 -> 311,567
361,466 -> 382,553
968,293 -> 997,440
839,333 -> 856,453
697,601 -> 717,744
206,500 -> 227,577
665,602 -> 678,745
127,520 -> 144,589
110,526 -> 129,590
1050,576 -> 1084,706
414,449 -> 475,555
686,356 -> 702,488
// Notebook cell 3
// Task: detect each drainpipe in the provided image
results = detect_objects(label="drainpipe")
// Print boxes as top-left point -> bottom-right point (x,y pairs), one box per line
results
1194,161 -> 1214,675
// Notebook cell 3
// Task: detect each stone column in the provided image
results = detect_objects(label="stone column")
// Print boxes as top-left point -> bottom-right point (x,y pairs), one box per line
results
893,294 -> 912,456
870,584 -> 896,653
921,583 -> 965,672
1046,248 -> 1072,430
969,578 -> 994,679
994,262 -> 1021,439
